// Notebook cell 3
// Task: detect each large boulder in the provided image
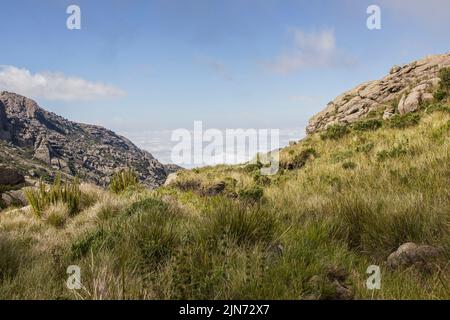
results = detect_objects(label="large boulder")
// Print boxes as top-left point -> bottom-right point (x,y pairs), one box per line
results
397,82 -> 435,115
1,189 -> 28,207
0,167 -> 25,186
387,242 -> 443,270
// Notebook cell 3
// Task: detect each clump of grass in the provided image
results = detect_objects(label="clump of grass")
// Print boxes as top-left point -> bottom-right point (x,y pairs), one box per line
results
320,124 -> 350,140
109,169 -> 139,194
203,198 -> 276,246
352,119 -> 382,132
43,202 -> 69,228
238,185 -> 264,203
376,142 -> 409,161
24,175 -> 81,217
126,198 -> 179,265
0,235 -> 28,281
388,113 -> 421,129
96,196 -> 124,221
342,161 -> 357,170
334,195 -> 448,260
355,142 -> 374,154
71,229 -> 110,259
174,178 -> 201,192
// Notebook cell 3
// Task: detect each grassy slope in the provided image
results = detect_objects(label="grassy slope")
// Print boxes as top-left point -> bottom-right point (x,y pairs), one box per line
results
0,105 -> 449,300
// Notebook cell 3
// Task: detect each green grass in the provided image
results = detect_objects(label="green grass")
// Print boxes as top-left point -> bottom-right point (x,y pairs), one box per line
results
0,103 -> 449,300
109,169 -> 139,194
24,175 -> 81,217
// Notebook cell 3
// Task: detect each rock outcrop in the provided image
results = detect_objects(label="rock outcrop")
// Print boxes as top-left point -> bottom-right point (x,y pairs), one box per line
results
307,53 -> 450,134
0,167 -> 25,186
0,91 -> 169,188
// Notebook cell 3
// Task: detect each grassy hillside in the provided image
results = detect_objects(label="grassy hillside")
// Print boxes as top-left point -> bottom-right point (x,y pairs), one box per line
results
1,100 -> 448,300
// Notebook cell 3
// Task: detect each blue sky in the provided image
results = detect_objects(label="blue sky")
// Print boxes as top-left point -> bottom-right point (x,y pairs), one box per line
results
0,0 -> 449,162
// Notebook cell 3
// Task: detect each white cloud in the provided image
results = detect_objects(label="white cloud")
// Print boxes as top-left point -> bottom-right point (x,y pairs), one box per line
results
266,28 -> 354,75
0,65 -> 126,101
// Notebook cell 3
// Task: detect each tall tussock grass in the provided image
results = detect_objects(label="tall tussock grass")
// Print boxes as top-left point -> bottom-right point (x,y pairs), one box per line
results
109,169 -> 139,194
24,175 -> 81,217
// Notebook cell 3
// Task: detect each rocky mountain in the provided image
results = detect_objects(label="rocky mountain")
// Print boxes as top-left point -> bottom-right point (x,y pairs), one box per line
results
307,53 -> 450,134
0,91 -> 170,188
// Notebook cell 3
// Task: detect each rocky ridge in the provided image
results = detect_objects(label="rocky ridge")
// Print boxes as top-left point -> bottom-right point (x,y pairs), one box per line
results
0,91 -> 170,188
307,53 -> 450,134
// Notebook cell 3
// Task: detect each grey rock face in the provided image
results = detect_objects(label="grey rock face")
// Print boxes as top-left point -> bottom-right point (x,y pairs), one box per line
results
307,53 -> 450,134
0,91 -> 168,188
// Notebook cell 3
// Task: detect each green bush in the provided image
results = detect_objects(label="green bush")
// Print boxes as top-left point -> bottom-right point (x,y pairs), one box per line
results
438,67 -> 450,90
24,175 -> 81,217
291,148 -> 317,169
244,162 -> 263,173
432,68 -> 450,102
109,169 -> 139,194
253,172 -> 271,186
388,113 -> 421,129
433,89 -> 447,102
238,185 -> 264,203
425,103 -> 450,114
320,124 -> 350,140
352,119 -> 382,132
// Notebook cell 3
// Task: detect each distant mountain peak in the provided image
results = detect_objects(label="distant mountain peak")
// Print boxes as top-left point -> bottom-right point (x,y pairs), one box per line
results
0,91 -> 169,188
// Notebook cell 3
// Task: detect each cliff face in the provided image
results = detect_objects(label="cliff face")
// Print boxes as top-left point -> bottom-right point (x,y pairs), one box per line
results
0,91 -> 168,188
306,53 -> 450,134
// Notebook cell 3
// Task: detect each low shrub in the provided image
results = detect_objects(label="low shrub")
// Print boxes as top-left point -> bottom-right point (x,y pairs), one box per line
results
425,103 -> 450,114
376,143 -> 409,162
433,89 -> 447,102
388,113 -> 421,129
290,148 -> 317,169
238,186 -> 264,203
244,162 -> 263,173
320,125 -> 350,140
352,119 -> 382,132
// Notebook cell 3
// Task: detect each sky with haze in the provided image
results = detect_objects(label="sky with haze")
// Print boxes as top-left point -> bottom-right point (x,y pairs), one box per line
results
0,0 -> 449,163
